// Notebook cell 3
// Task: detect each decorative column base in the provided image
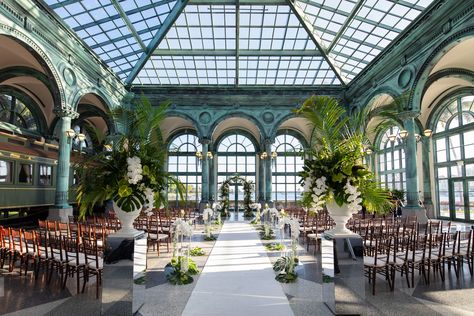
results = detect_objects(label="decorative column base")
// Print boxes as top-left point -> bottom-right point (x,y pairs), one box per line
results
47,206 -> 73,222
102,232 -> 147,316
317,234 -> 366,315
401,206 -> 429,224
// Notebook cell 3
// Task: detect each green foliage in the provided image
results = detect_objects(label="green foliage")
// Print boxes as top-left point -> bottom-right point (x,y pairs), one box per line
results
295,95 -> 392,214
204,234 -> 217,241
75,96 -> 184,217
265,243 -> 285,251
218,176 -> 254,215
273,256 -> 298,283
189,247 -> 206,256
165,256 -> 199,285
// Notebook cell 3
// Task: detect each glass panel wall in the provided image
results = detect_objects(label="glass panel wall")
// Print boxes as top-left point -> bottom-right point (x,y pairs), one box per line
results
377,126 -> 406,191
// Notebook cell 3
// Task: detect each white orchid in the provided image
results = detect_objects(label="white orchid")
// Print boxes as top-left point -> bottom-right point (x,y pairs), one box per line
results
143,187 -> 155,211
126,156 -> 143,184
203,207 -> 213,222
174,218 -> 193,237
344,179 -> 363,213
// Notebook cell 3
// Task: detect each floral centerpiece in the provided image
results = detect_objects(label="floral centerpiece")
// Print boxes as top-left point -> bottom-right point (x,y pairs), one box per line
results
296,96 -> 391,235
202,204 -> 215,240
212,202 -> 222,225
76,96 -> 183,236
273,216 -> 300,283
250,203 -> 261,224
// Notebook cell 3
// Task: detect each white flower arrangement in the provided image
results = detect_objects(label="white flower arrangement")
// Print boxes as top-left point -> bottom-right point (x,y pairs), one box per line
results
344,179 -> 363,213
203,207 -> 213,222
126,156 -> 143,184
250,203 -> 261,210
269,208 -> 279,218
213,202 -> 222,210
279,217 -> 300,239
143,187 -> 155,212
174,218 -> 193,237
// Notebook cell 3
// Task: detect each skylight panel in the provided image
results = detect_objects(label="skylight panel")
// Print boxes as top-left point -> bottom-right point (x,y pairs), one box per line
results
328,0 -> 434,79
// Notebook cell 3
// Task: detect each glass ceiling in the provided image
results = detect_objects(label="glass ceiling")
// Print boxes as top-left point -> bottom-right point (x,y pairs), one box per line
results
43,0 -> 434,86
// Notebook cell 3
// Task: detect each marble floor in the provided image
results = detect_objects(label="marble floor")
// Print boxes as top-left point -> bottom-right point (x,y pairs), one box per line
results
0,217 -> 473,316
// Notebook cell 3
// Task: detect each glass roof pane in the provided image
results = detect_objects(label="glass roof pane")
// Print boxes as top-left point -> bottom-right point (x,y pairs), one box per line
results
158,5 -> 236,51
44,0 -> 180,81
327,0 -> 434,78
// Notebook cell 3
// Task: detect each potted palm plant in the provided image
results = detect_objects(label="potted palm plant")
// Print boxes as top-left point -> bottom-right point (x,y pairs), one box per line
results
296,96 -> 391,235
76,96 -> 183,236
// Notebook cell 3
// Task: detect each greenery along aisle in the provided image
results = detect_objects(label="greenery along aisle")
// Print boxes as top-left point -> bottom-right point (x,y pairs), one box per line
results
218,175 -> 255,217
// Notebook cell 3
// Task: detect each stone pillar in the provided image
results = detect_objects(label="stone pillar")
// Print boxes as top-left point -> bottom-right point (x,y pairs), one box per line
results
264,138 -> 273,204
200,138 -> 210,207
49,107 -> 79,222
422,137 -> 434,219
401,112 -> 428,223
208,149 -> 216,202
258,153 -> 265,202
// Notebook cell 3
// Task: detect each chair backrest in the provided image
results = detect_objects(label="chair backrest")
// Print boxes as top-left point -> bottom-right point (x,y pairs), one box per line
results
48,235 -> 64,261
10,228 -> 23,253
83,238 -> 100,269
62,235 -> 80,264
22,230 -> 36,254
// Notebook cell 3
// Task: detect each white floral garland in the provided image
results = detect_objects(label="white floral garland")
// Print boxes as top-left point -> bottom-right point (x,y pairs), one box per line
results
279,217 -> 300,239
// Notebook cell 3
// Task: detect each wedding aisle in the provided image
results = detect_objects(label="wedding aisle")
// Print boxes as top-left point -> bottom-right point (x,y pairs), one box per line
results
181,221 -> 294,316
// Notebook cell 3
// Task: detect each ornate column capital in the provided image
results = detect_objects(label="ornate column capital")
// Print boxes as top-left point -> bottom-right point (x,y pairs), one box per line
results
398,111 -> 419,121
54,106 -> 79,119
199,137 -> 211,145
264,138 -> 274,145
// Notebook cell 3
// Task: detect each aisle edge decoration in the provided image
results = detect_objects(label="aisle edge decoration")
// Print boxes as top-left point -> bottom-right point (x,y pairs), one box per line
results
203,204 -> 216,241
166,218 -> 199,285
273,216 -> 300,283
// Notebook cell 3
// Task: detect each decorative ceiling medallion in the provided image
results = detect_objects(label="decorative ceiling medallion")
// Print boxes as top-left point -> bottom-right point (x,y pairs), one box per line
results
63,67 -> 76,87
262,111 -> 274,124
199,112 -> 211,124
398,66 -> 414,89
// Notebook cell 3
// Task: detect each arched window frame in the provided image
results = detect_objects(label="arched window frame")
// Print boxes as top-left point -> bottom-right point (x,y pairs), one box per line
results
167,132 -> 202,208
216,131 -> 257,199
271,132 -> 305,207
0,91 -> 42,133
432,94 -> 474,221
377,126 -> 406,191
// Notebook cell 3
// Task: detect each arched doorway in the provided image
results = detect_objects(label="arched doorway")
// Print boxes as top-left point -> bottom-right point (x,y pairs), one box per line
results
218,175 -> 254,217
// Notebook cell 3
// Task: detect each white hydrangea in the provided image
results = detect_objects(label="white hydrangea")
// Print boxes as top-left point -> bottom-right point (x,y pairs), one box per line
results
344,179 -> 363,213
174,218 -> 193,237
203,207 -> 213,222
126,156 -> 143,184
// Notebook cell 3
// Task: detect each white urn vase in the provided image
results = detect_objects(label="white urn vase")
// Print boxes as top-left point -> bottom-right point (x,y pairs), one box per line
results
113,201 -> 143,237
325,200 -> 354,236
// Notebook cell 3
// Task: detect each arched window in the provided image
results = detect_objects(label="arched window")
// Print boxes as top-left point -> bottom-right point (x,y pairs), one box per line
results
272,133 -> 304,207
217,132 -> 256,204
167,133 -> 202,208
433,95 -> 474,221
0,94 -> 38,131
378,126 -> 406,191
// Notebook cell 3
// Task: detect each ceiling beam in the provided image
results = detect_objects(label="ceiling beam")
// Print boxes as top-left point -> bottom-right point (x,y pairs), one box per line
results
286,0 -> 347,85
188,0 -> 287,5
110,0 -> 146,51
152,49 -> 323,56
327,0 -> 364,53
387,0 -> 426,12
236,0 -> 240,86
125,0 -> 190,85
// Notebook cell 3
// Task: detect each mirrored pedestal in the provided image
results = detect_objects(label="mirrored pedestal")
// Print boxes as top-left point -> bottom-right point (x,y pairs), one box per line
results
102,232 -> 147,316
317,233 -> 366,315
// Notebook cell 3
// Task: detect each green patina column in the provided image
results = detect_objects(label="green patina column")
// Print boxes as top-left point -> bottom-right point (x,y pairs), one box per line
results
49,107 -> 79,222
258,153 -> 265,202
264,138 -> 273,204
422,137 -> 434,218
401,112 -> 428,223
200,138 -> 210,205
208,148 -> 216,202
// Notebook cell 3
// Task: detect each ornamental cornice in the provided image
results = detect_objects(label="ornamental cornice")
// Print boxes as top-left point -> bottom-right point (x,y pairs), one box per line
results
199,138 -> 211,145
53,107 -> 79,119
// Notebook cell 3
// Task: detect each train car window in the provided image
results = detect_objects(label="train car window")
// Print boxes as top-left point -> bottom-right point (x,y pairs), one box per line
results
0,160 -> 13,183
39,165 -> 52,185
18,163 -> 33,184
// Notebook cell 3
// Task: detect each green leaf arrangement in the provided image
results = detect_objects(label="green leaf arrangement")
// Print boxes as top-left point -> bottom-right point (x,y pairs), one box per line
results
265,243 -> 285,251
165,256 -> 199,285
75,95 -> 184,218
295,95 -> 394,214
273,256 -> 298,283
189,247 -> 206,256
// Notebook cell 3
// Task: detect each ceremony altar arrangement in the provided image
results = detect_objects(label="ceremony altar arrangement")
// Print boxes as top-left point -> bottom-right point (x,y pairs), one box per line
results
75,97 -> 182,315
297,95 -> 392,315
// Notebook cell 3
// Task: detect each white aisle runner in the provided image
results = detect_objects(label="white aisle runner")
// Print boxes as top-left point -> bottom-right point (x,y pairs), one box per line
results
182,222 -> 294,316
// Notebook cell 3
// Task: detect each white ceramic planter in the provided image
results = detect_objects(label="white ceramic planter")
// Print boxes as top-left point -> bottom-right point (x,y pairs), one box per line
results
113,201 -> 142,237
325,200 -> 354,236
